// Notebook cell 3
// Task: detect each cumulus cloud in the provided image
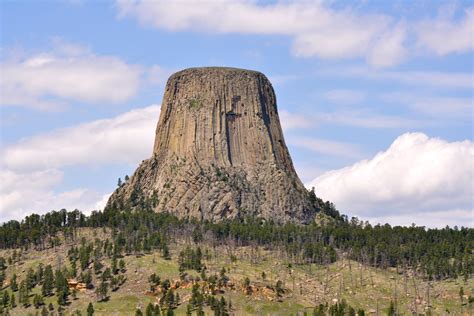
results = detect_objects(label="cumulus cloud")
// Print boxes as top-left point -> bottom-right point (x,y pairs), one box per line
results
0,105 -> 160,222
116,0 -> 405,67
0,168 -> 102,222
416,7 -> 474,55
2,105 -> 160,171
0,42 -> 143,110
309,133 -> 474,227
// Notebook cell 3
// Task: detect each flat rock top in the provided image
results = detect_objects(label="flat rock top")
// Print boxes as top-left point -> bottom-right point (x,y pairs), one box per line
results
169,66 -> 265,79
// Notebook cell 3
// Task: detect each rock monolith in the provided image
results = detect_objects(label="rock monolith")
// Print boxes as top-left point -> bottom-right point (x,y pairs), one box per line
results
106,67 -> 318,223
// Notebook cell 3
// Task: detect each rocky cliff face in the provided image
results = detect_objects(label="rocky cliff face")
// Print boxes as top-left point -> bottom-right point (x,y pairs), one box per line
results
106,67 -> 318,223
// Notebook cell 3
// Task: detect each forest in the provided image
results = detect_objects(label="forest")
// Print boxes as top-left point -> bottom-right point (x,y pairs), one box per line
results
0,199 -> 471,283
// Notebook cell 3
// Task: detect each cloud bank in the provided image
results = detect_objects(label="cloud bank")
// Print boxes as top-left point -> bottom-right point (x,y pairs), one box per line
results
116,0 -> 473,67
309,133 -> 474,227
116,0 -> 403,66
1,42 -> 143,110
0,105 -> 160,222
2,105 -> 160,171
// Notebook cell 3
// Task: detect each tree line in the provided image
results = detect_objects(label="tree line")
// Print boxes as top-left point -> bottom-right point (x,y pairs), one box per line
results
0,204 -> 472,281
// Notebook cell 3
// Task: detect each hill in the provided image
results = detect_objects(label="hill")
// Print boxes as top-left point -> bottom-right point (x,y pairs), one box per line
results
0,209 -> 472,315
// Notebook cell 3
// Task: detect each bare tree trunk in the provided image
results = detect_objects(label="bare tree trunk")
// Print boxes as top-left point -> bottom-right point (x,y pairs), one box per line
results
348,258 -> 355,290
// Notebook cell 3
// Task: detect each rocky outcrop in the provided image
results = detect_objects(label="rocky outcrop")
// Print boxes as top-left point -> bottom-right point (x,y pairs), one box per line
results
106,67 -> 318,223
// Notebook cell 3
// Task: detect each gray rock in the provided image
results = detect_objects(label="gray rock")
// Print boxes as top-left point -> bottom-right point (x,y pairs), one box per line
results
106,67 -> 318,223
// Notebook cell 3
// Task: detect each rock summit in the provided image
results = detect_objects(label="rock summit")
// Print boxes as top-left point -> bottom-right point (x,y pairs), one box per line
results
106,67 -> 318,223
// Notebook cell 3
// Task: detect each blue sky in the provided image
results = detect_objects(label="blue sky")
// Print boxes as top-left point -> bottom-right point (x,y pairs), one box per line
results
1,0 -> 473,227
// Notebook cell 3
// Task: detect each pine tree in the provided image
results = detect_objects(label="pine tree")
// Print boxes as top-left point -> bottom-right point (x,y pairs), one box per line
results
164,288 -> 175,309
275,280 -> 284,298
112,255 -> 118,274
162,243 -> 171,260
33,293 -> 44,309
387,301 -> 395,316
10,274 -> 17,292
2,290 -> 9,307
96,280 -> 108,302
26,268 -> 35,290
10,293 -> 15,308
55,269 -> 69,305
19,281 -> 29,307
42,265 -> 54,296
119,259 -> 126,272
87,302 -> 94,316
146,302 -> 154,316
186,304 -> 192,316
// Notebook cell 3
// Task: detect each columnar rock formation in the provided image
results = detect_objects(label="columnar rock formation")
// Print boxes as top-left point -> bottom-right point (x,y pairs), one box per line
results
106,67 -> 318,223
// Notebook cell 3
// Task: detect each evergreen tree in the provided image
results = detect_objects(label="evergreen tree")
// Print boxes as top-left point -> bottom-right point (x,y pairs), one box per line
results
87,302 -> 94,316
2,290 -> 9,307
10,293 -> 15,309
146,302 -> 154,316
10,274 -> 17,292
55,269 -> 69,305
275,280 -> 284,298
96,280 -> 108,302
112,255 -> 118,274
162,243 -> 171,260
186,304 -> 192,316
26,268 -> 36,290
387,301 -> 396,316
33,293 -> 44,309
42,265 -> 55,296
119,259 -> 126,272
19,281 -> 29,307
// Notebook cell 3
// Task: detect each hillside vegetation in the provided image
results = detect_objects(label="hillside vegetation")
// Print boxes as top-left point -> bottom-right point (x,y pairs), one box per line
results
0,207 -> 472,315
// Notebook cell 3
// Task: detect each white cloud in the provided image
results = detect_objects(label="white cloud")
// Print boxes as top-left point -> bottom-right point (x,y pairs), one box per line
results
309,133 -> 474,227
281,109 -> 422,129
382,93 -> 474,119
0,168 -> 103,222
365,209 -> 474,228
2,105 -> 160,171
416,7 -> 474,56
368,22 -> 407,67
289,136 -> 364,159
328,67 -> 474,89
0,105 -> 160,221
0,42 -> 143,110
279,110 -> 314,130
116,0 -> 405,67
318,110 -> 425,129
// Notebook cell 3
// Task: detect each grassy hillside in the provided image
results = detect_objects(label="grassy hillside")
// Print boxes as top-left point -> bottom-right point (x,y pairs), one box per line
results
0,227 -> 472,315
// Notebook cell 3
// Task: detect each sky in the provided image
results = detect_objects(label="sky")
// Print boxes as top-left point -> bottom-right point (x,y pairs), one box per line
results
0,0 -> 473,228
